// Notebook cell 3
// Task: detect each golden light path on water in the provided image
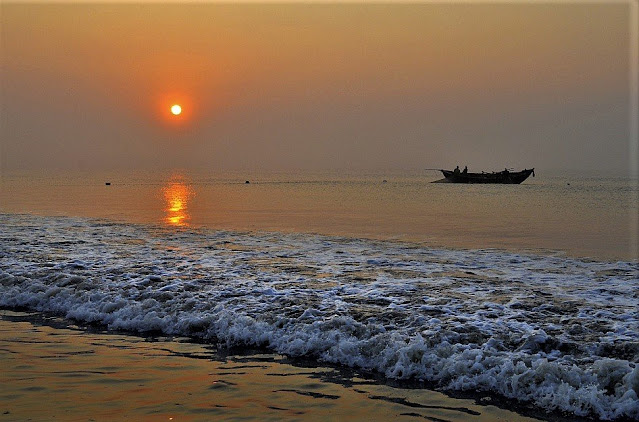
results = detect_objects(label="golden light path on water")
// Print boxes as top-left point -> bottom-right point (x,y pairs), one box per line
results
162,176 -> 194,227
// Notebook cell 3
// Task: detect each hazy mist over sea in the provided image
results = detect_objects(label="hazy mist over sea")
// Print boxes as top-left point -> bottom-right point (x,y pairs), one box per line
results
1,4 -> 635,176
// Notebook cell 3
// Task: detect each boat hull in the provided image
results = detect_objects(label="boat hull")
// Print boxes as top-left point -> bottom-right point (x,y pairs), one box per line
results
439,169 -> 534,184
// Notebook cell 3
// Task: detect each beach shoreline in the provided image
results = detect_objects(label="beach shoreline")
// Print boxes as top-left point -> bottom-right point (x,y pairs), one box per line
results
0,309 -> 572,422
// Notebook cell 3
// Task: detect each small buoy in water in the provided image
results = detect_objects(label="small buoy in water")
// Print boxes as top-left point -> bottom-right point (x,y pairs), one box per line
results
567,183 -> 570,186
245,180 -> 250,184
105,182 -> 111,186
382,179 -> 387,183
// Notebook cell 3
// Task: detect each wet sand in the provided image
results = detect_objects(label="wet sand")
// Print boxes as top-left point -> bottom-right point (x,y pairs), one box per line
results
1,310 -> 555,422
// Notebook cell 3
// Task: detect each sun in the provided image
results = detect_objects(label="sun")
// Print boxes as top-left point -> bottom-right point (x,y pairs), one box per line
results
170,104 -> 182,116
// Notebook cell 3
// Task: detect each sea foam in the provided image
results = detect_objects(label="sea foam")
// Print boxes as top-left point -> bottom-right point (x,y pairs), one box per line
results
1,214 -> 637,420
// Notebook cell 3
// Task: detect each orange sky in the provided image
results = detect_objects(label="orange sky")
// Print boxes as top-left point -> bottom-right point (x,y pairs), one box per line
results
1,3 -> 633,173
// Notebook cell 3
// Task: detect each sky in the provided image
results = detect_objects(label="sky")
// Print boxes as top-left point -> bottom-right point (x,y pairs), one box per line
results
1,3 -> 635,175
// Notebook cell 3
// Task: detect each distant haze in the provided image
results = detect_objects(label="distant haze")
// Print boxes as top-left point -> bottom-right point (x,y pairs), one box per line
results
1,3 -> 635,175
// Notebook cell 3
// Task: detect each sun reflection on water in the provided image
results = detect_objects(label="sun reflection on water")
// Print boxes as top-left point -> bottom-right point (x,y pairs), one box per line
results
162,176 -> 194,227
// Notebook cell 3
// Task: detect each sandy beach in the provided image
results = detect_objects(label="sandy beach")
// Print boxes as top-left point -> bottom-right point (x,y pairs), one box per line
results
0,310 -> 553,422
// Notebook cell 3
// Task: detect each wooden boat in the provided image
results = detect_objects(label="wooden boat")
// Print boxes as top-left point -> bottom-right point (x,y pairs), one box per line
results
436,168 -> 535,184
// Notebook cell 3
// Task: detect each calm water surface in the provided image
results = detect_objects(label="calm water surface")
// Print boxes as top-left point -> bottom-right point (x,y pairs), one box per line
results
1,169 -> 636,260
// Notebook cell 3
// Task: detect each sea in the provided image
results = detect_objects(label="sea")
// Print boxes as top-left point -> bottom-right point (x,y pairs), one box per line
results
1,169 -> 638,420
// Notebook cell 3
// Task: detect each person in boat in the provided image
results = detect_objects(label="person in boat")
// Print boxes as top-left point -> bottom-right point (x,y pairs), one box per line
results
462,166 -> 468,174
454,166 -> 461,175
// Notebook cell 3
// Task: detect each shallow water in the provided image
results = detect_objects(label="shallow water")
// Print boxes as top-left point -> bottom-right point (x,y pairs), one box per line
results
0,310 -> 566,422
1,213 -> 637,420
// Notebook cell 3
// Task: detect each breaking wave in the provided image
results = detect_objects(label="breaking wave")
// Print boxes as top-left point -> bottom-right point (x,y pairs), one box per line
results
1,214 -> 637,420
